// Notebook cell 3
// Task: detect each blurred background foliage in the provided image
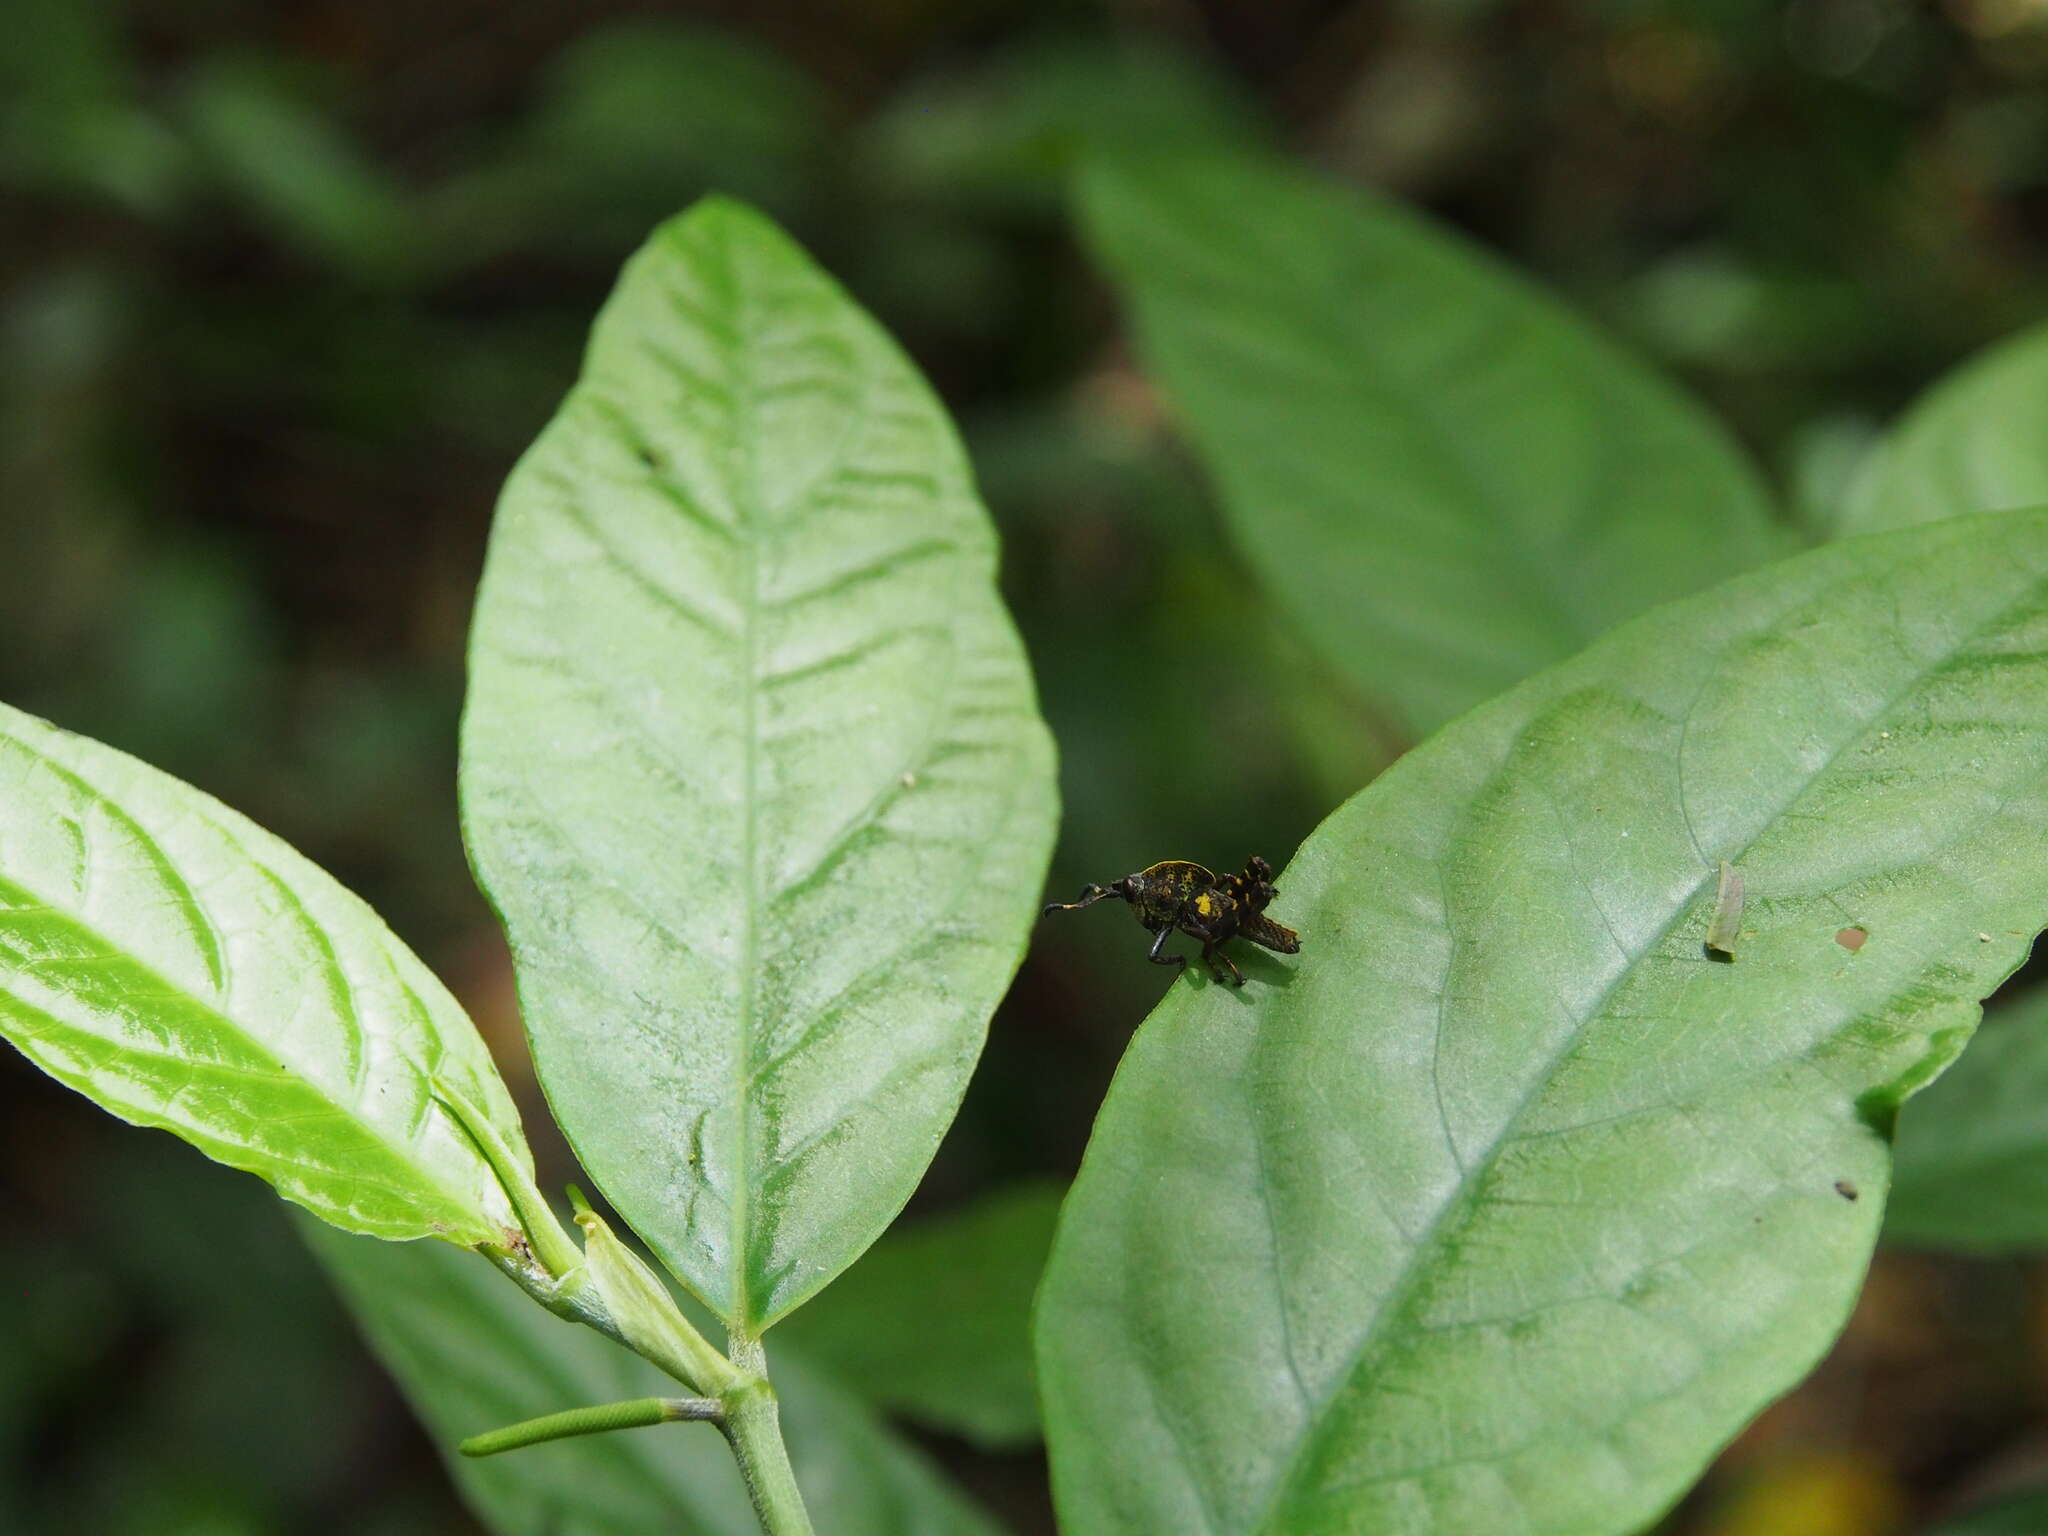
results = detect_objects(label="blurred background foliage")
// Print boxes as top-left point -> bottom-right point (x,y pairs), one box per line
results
10,0 -> 2048,1531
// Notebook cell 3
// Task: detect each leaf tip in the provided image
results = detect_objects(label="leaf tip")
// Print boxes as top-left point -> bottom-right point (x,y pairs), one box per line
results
664,191 -> 781,255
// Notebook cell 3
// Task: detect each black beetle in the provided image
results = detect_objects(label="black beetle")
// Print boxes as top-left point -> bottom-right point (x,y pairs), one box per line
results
1041,855 -> 1300,986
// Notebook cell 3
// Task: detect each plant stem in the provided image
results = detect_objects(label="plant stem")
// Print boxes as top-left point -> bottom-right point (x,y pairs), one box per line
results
571,1194 -> 743,1396
459,1395 -> 722,1458
721,1336 -> 815,1536
434,1085 -> 585,1282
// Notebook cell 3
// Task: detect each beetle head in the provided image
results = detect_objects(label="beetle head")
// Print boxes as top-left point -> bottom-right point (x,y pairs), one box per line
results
1119,867 -> 1191,927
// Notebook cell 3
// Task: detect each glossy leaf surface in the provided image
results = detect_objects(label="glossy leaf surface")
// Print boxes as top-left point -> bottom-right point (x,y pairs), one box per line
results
781,1180 -> 1061,1447
461,197 -> 1058,1332
1077,149 -> 1785,737
1842,321 -> 2048,535
0,701 -> 525,1245
1038,514 -> 2048,1536
303,1221 -> 998,1536
1888,986 -> 2048,1252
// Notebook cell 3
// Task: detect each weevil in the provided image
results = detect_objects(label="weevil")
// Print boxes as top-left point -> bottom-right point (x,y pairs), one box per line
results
1041,856 -> 1301,986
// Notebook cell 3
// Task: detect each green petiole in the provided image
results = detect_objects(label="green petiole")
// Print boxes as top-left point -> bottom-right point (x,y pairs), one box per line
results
459,1395 -> 723,1458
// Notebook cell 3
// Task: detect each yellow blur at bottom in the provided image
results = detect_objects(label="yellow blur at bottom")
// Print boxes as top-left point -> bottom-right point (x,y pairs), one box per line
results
1701,1453 -> 1906,1536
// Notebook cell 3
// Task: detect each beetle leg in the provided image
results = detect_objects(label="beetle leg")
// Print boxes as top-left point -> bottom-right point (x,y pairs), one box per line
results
1176,911 -> 1244,986
1202,940 -> 1245,986
1239,857 -> 1277,911
1146,924 -> 1186,970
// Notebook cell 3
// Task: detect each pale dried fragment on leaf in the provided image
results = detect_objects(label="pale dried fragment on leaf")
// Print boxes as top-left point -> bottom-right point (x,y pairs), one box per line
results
1706,860 -> 1744,956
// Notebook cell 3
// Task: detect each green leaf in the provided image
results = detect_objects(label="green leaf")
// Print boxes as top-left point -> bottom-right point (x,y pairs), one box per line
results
780,1181 -> 1062,1448
529,22 -> 823,206
0,700 -> 527,1246
1076,149 -> 1787,737
1928,1490 -> 2048,1535
1888,985 -> 2048,1252
0,0 -> 187,217
179,58 -> 419,285
1036,513 -> 2048,1536
864,37 -> 1263,212
1841,321 -> 2048,535
302,1219 -> 999,1536
461,197 -> 1059,1333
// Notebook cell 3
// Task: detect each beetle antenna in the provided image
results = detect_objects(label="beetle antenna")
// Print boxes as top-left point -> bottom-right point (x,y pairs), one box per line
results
1043,883 -> 1119,916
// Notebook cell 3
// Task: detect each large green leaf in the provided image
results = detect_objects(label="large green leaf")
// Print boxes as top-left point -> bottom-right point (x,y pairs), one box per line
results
302,1220 -> 999,1536
1888,986 -> 2048,1253
1076,149 -> 1786,737
1037,514 -> 2048,1536
0,700 -> 526,1245
460,197 -> 1059,1333
1841,321 -> 2048,535
780,1180 -> 1061,1448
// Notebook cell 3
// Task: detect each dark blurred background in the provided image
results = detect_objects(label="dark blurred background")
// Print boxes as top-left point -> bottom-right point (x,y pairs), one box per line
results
8,1 -> 2048,1531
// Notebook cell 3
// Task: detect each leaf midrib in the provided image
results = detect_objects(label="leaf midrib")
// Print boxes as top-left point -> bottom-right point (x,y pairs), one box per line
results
1248,553 -> 2047,1529
711,217 -> 979,1333
721,215 -> 764,1338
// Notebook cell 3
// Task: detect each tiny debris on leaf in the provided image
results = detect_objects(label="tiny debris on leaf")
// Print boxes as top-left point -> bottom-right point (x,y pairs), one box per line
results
1705,860 -> 1744,958
1835,926 -> 1868,952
